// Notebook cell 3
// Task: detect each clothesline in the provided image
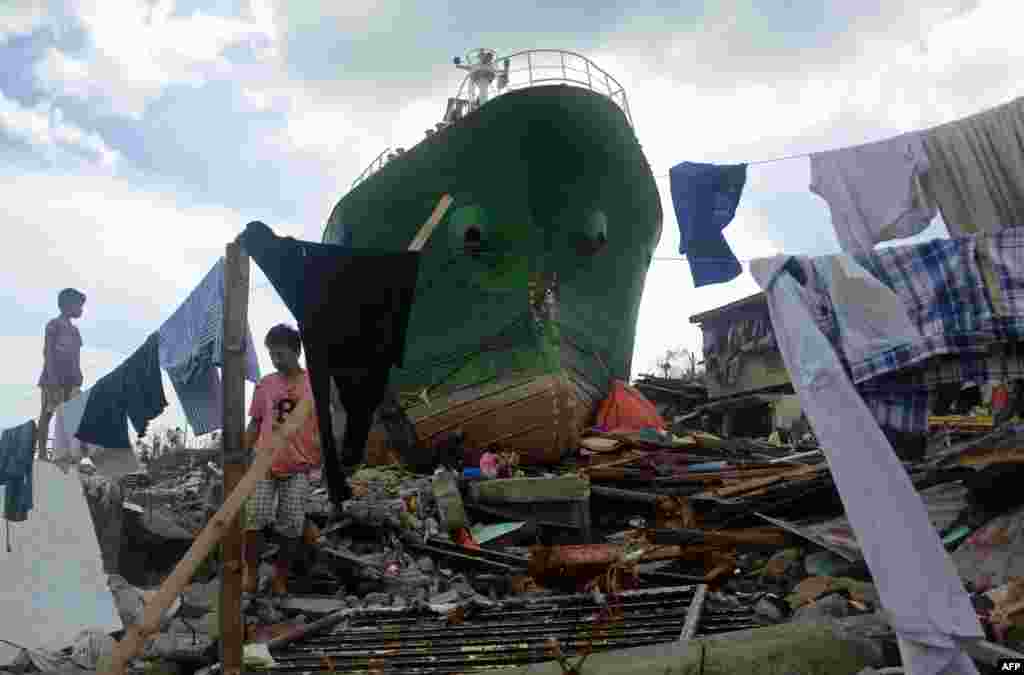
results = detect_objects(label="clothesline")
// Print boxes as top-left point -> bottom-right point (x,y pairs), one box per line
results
650,96 -> 1021,181
651,148 -> 815,180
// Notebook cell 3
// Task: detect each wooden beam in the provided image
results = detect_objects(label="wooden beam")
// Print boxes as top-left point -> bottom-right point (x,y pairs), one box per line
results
102,390 -> 314,675
220,241 -> 249,675
104,204 -> 452,675
408,194 -> 453,252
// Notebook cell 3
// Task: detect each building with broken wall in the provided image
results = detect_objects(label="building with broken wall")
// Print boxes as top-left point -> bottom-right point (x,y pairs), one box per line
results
689,292 -> 996,456
689,293 -> 805,439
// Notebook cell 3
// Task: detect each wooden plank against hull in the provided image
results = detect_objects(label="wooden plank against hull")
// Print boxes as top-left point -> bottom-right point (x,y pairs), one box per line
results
409,194 -> 453,252
103,398 -> 313,675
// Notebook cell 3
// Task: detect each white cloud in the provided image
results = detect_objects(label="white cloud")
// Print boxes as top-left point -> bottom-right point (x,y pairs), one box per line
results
0,173 -> 314,433
596,0 -> 1022,173
268,83 -> 454,190
618,0 -> 1024,373
259,0 -> 391,48
0,337 -> 147,431
0,173 -> 302,335
0,0 -> 48,41
0,91 -> 120,167
0,335 -> 269,443
6,0 -> 1022,392
34,0 -> 276,119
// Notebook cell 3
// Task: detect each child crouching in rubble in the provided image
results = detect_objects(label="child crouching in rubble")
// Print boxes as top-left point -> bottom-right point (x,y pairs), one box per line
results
242,324 -> 322,595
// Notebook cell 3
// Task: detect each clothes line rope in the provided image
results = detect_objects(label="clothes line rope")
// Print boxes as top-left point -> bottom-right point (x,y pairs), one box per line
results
648,95 -> 1024,181
652,148 -> 814,180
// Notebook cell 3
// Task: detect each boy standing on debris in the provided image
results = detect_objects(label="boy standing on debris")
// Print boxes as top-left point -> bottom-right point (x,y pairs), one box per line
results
242,324 -> 322,595
37,288 -> 86,456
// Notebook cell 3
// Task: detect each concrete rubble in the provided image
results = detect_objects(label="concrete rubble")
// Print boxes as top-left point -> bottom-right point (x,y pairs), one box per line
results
7,387 -> 1024,674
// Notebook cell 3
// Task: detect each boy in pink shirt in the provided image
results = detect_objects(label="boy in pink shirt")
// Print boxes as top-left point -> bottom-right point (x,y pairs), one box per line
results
242,324 -> 322,595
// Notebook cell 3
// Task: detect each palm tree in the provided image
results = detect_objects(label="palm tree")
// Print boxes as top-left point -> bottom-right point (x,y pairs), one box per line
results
655,346 -> 697,379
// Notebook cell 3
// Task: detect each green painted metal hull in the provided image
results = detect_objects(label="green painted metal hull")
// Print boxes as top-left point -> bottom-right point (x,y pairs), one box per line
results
323,85 -> 662,409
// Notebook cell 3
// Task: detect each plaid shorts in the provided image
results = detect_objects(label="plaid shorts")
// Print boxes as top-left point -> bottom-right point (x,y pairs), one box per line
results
244,473 -> 311,537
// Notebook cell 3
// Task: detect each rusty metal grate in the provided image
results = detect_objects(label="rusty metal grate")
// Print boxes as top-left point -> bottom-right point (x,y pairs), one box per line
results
267,585 -> 759,674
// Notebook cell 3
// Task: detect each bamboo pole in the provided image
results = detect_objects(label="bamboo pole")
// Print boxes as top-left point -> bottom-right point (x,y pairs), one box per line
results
408,194 -> 453,251
104,202 -> 452,675
103,397 -> 313,675
219,241 -> 249,675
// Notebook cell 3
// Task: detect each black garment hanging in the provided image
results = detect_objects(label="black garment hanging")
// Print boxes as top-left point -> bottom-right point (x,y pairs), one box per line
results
77,333 -> 168,449
240,221 -> 421,505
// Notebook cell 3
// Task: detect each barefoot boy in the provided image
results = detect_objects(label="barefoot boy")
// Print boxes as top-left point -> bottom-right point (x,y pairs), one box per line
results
38,288 -> 86,456
242,324 -> 322,595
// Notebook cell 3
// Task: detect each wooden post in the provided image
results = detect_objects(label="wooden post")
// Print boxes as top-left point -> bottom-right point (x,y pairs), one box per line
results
220,241 -> 249,675
101,203 -> 456,675
102,397 -> 313,675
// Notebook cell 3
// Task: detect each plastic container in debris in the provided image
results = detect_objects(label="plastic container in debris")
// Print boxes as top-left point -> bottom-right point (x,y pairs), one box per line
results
468,475 -> 592,543
463,468 -> 483,479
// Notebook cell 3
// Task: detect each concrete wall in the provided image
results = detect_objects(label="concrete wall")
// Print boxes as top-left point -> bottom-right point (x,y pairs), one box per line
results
705,350 -> 792,400
772,395 -> 804,430
0,461 -> 121,662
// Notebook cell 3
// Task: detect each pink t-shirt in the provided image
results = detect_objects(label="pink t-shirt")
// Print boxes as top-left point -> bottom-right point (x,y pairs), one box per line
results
249,370 -> 322,476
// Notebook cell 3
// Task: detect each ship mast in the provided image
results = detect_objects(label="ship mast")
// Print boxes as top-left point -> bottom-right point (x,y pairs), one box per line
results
453,48 -> 510,109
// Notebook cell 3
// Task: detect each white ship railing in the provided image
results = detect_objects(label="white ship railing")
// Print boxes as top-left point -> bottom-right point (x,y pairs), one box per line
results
351,148 -> 392,188
451,49 -> 632,126
349,49 -> 632,188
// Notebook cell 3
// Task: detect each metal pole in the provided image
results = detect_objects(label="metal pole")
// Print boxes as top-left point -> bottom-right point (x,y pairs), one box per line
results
679,583 -> 707,641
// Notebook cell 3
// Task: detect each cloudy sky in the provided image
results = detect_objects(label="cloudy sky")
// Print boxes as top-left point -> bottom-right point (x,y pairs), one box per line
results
0,0 -> 1020,437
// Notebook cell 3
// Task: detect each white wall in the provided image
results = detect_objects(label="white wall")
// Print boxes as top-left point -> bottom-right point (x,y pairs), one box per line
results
0,461 -> 121,663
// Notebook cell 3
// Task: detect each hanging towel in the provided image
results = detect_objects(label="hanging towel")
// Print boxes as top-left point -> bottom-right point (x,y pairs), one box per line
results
921,97 -> 1024,238
158,258 -> 260,435
810,131 -> 936,257
0,421 -> 37,522
165,340 -> 223,437
669,162 -> 746,287
751,256 -> 982,675
53,387 -> 94,462
240,221 -> 421,506
77,334 -> 167,449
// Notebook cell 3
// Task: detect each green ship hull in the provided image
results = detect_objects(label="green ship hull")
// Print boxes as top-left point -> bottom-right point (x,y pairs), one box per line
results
322,71 -> 661,458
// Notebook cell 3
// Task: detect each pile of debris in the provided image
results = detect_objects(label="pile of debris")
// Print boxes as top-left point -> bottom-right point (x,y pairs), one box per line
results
10,403 -> 1024,674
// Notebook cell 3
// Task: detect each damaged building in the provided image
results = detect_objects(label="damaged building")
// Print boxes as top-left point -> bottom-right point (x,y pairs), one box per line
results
687,293 -> 805,440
